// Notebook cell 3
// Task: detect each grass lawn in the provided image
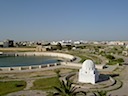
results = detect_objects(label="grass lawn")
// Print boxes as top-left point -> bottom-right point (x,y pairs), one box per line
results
0,81 -> 26,96
66,50 -> 101,64
31,77 -> 59,90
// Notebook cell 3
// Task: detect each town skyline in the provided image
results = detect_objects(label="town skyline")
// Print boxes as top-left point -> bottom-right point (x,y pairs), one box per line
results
0,0 -> 128,41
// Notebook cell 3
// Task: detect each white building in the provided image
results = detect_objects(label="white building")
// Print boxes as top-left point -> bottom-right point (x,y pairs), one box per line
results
74,41 -> 81,45
0,42 -> 4,47
122,50 -> 128,56
51,41 -> 59,45
78,60 -> 99,84
0,39 -> 14,47
126,45 -> 128,49
0,52 -> 3,55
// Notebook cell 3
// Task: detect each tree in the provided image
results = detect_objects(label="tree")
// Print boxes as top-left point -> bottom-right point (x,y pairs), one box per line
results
47,79 -> 86,96
106,55 -> 115,60
66,45 -> 72,50
54,69 -> 61,77
54,80 -> 86,96
116,58 -> 124,63
56,43 -> 62,50
93,90 -> 108,96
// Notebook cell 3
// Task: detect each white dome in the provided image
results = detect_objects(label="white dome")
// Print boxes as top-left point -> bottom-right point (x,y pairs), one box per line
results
82,60 -> 95,70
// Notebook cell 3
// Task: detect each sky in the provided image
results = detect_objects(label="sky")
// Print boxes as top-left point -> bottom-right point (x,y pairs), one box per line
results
0,0 -> 128,41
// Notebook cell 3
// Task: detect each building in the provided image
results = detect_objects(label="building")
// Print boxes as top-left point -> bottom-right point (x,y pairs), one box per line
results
126,45 -> 128,49
74,41 -> 81,45
78,60 -> 99,84
0,52 -> 3,55
5,39 -> 14,47
122,51 -> 128,56
0,42 -> 4,47
36,45 -> 52,52
0,40 -> 14,47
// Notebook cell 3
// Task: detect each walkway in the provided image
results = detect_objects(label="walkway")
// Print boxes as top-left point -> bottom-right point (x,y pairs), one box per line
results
109,65 -> 128,95
7,90 -> 47,96
24,79 -> 35,90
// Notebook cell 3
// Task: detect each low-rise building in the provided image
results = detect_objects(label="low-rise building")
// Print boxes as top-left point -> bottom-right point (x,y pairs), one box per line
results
0,42 -> 4,47
126,45 -> 128,49
122,51 -> 128,56
0,39 -> 14,47
36,45 -> 52,52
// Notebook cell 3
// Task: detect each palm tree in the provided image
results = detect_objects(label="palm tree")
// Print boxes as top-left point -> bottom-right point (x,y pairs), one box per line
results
48,79 -> 86,96
93,90 -> 108,96
54,69 -> 61,77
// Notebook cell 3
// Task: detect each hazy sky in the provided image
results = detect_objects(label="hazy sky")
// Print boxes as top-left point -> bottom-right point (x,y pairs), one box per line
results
0,0 -> 128,41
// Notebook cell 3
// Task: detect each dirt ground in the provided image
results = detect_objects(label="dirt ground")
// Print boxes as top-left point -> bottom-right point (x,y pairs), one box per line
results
0,48 -> 36,52
0,68 -> 75,80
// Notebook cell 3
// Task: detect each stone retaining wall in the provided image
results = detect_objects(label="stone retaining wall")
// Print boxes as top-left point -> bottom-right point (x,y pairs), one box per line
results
0,62 -> 61,72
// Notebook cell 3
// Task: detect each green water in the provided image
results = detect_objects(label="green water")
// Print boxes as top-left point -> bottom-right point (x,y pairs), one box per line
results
0,56 -> 59,67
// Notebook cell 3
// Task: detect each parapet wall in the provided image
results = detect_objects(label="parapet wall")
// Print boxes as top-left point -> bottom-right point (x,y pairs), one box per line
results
14,52 -> 75,61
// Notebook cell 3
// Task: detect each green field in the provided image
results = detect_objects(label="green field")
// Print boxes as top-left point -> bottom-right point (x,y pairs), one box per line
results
0,81 -> 26,96
31,77 -> 59,90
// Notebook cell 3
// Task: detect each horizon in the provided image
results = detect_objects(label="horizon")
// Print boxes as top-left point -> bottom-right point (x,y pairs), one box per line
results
0,0 -> 128,41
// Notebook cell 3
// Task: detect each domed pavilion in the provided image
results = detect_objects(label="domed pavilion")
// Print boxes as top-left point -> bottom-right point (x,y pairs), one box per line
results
78,60 -> 99,84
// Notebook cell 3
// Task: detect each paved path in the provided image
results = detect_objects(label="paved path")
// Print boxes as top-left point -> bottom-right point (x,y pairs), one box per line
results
7,90 -> 47,96
73,56 -> 81,63
108,55 -> 128,95
92,54 -> 107,64
109,65 -> 128,95
24,79 -> 35,90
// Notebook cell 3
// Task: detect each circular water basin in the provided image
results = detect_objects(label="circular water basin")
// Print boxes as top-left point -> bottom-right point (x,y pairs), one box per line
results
0,56 -> 60,67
